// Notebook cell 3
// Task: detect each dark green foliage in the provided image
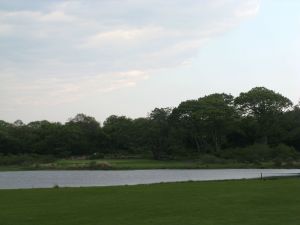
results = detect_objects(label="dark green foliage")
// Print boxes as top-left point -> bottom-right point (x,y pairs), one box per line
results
234,87 -> 293,144
0,154 -> 55,166
103,115 -> 134,152
0,87 -> 299,163
221,144 -> 272,163
272,144 -> 298,162
234,87 -> 293,118
220,144 -> 299,163
171,93 -> 237,154
147,108 -> 172,159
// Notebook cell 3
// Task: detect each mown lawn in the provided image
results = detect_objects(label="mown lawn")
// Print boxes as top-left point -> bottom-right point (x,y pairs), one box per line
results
0,178 -> 300,225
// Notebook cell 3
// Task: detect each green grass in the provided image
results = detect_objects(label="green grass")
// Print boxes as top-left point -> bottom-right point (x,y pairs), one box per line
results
0,178 -> 300,225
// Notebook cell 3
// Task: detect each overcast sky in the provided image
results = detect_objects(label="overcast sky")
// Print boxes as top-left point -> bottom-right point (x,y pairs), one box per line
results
1,0 -> 299,123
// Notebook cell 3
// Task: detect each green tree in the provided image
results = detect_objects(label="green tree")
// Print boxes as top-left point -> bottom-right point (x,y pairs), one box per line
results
171,100 -> 203,153
103,115 -> 134,153
65,114 -> 104,155
171,94 -> 236,153
196,93 -> 236,152
234,87 -> 293,144
280,106 -> 300,151
148,108 -> 172,160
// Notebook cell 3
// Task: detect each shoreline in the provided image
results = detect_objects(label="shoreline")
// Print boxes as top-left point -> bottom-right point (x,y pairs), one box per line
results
1,168 -> 299,190
1,158 -> 300,172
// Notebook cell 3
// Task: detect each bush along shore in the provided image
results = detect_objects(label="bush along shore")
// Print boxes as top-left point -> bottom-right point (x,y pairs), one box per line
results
1,152 -> 300,171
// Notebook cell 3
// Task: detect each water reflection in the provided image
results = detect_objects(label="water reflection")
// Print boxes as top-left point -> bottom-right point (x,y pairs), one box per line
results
0,169 -> 299,189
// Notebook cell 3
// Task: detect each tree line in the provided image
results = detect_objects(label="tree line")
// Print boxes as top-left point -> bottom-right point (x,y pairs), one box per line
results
1,87 -> 300,163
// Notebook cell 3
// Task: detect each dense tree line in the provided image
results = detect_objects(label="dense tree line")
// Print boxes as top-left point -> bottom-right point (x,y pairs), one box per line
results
1,87 -> 300,163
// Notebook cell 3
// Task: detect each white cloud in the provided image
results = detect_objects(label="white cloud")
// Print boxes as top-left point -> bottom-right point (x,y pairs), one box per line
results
82,27 -> 167,48
0,10 -> 75,23
1,70 -> 149,107
234,0 -> 261,18
0,0 -> 261,111
0,24 -> 12,36
39,11 -> 76,22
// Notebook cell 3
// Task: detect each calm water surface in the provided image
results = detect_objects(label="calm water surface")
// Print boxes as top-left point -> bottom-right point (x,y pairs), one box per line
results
0,169 -> 299,189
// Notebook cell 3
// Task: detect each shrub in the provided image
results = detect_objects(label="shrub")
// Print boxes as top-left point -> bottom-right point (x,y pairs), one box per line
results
88,161 -> 112,170
221,144 -> 272,163
221,143 -> 299,163
0,154 -> 56,166
89,153 -> 105,159
199,154 -> 225,164
272,144 -> 298,161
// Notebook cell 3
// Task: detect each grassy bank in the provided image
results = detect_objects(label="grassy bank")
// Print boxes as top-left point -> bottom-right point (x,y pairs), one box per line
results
0,178 -> 300,225
1,158 -> 300,171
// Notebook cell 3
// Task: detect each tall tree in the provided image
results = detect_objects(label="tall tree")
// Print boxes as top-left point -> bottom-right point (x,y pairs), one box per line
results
148,108 -> 172,159
171,94 -> 236,153
196,93 -> 237,152
281,106 -> 300,151
65,114 -> 103,155
234,87 -> 293,144
171,100 -> 204,153
103,115 -> 134,152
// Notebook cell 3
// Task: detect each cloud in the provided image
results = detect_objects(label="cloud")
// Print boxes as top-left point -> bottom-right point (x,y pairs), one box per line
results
0,24 -> 12,36
81,27 -> 167,49
0,0 -> 261,109
0,9 -> 76,23
1,70 -> 149,107
235,0 -> 261,18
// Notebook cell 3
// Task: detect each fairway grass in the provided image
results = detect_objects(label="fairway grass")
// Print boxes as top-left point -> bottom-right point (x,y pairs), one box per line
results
0,178 -> 300,225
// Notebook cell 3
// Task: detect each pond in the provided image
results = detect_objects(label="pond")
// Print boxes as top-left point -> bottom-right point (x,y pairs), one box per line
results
0,169 -> 299,189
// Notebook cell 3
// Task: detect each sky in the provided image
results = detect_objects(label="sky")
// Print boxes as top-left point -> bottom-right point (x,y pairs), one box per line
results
0,0 -> 299,123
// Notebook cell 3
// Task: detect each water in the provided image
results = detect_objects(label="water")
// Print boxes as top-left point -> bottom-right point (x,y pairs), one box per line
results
0,169 -> 299,189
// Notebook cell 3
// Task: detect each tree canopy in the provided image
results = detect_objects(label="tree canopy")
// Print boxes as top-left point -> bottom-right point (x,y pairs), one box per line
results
0,87 -> 299,162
